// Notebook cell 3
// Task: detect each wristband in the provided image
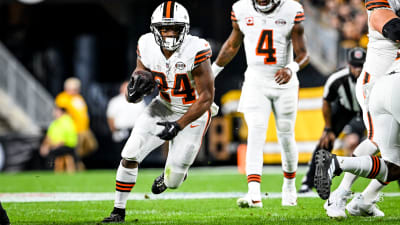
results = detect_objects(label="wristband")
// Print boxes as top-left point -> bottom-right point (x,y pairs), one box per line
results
211,62 -> 224,78
285,61 -> 300,74
324,127 -> 333,132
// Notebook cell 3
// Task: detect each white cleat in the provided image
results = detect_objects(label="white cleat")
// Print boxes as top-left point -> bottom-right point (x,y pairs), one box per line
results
237,194 -> 263,208
346,194 -> 384,217
282,187 -> 297,206
323,188 -> 351,218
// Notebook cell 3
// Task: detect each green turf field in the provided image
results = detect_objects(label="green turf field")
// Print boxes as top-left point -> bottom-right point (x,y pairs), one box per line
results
1,167 -> 400,224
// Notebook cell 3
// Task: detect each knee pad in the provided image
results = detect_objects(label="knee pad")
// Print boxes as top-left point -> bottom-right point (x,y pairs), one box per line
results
164,165 -> 187,189
244,112 -> 268,129
121,135 -> 145,161
276,119 -> 293,134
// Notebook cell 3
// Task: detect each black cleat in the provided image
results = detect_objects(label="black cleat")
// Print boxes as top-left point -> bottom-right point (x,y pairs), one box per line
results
298,184 -> 312,194
152,173 -> 167,194
0,209 -> 10,225
102,208 -> 125,223
314,149 -> 342,200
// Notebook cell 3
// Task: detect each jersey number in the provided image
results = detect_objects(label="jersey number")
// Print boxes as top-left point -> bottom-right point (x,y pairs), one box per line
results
153,71 -> 196,104
256,30 -> 276,64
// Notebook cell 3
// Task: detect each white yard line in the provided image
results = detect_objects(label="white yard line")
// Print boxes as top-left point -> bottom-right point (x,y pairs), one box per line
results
1,192 -> 400,203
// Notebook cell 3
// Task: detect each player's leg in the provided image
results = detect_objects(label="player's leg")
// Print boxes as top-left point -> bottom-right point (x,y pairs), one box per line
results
103,103 -> 165,223
237,80 -> 271,208
300,105 -> 354,193
273,87 -> 298,206
157,110 -> 212,192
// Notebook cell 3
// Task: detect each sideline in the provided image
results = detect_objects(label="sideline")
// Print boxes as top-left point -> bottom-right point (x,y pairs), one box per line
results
2,192 -> 400,203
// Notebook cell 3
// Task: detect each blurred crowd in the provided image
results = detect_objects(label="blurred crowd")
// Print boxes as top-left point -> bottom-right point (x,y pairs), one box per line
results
306,0 -> 368,49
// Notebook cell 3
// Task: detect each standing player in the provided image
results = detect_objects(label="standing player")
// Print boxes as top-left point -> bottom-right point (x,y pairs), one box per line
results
212,0 -> 308,207
315,0 -> 400,218
299,48 -> 366,194
102,1 -> 217,223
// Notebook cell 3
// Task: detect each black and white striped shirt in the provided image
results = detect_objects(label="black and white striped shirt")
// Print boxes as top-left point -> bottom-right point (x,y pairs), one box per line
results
323,67 -> 360,113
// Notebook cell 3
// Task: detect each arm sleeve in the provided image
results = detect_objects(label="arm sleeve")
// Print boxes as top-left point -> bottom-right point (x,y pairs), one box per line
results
365,0 -> 391,11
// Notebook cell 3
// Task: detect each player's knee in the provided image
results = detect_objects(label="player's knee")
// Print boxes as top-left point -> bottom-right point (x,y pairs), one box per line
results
276,119 -> 293,134
121,135 -> 144,162
385,160 -> 400,182
164,167 -> 186,189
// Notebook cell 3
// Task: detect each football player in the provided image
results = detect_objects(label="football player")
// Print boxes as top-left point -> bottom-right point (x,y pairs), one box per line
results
315,0 -> 400,218
212,0 -> 309,207
102,1 -> 218,223
299,48 -> 366,194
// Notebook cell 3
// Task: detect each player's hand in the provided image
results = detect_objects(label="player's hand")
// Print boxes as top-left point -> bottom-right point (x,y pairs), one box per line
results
274,68 -> 292,85
319,130 -> 336,150
156,121 -> 182,140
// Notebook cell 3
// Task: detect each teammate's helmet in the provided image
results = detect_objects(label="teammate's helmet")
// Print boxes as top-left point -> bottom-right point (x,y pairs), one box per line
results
253,0 -> 281,13
150,1 -> 190,51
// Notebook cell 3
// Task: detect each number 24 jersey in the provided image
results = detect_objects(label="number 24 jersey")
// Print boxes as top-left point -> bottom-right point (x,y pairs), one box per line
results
137,33 -> 217,115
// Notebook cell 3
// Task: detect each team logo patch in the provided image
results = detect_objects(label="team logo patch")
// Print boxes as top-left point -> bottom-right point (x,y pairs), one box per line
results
245,17 -> 254,26
275,19 -> 286,26
175,62 -> 186,70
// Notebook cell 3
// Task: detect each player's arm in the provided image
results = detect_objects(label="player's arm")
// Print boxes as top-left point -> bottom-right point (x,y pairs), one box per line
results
211,21 -> 244,77
157,60 -> 214,140
319,99 -> 336,150
177,60 -> 214,128
275,23 -> 309,85
370,7 -> 400,42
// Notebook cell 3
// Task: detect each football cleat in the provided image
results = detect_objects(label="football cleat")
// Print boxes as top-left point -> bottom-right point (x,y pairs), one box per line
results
314,149 -> 342,200
0,208 -> 10,225
152,173 -> 168,194
346,194 -> 384,217
324,187 -> 351,218
298,184 -> 313,194
102,207 -> 125,223
237,194 -> 263,208
282,187 -> 297,206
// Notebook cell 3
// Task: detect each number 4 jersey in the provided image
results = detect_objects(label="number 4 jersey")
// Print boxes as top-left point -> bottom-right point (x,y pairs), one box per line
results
137,33 -> 218,115
232,0 -> 304,88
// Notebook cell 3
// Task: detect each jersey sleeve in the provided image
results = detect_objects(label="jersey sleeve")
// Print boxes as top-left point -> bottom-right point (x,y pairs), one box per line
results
323,78 -> 339,102
293,2 -> 305,24
365,0 -> 391,11
137,34 -> 152,69
193,39 -> 212,69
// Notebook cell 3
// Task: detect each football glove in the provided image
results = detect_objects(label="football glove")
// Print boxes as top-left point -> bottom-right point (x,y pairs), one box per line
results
156,121 -> 181,140
126,71 -> 155,103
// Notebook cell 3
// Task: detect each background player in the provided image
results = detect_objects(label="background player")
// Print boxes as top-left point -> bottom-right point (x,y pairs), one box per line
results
299,48 -> 366,193
102,1 -> 218,222
212,0 -> 308,207
316,0 -> 400,218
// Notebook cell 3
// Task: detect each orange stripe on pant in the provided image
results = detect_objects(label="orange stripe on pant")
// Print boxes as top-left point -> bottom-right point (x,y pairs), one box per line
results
283,171 -> 296,179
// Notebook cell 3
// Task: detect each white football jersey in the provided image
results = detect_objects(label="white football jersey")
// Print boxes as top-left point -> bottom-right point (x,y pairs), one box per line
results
137,33 -> 216,114
364,0 -> 400,78
232,0 -> 304,87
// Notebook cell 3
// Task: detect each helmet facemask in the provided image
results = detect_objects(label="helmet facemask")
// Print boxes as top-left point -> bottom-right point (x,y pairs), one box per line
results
150,22 -> 189,51
253,0 -> 281,13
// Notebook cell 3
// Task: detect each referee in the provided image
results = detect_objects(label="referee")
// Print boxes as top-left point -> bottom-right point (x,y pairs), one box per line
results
299,47 -> 367,193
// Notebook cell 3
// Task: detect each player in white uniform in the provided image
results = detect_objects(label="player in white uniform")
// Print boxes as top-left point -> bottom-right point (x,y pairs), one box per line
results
212,0 -> 308,207
315,0 -> 400,218
102,1 -> 217,223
